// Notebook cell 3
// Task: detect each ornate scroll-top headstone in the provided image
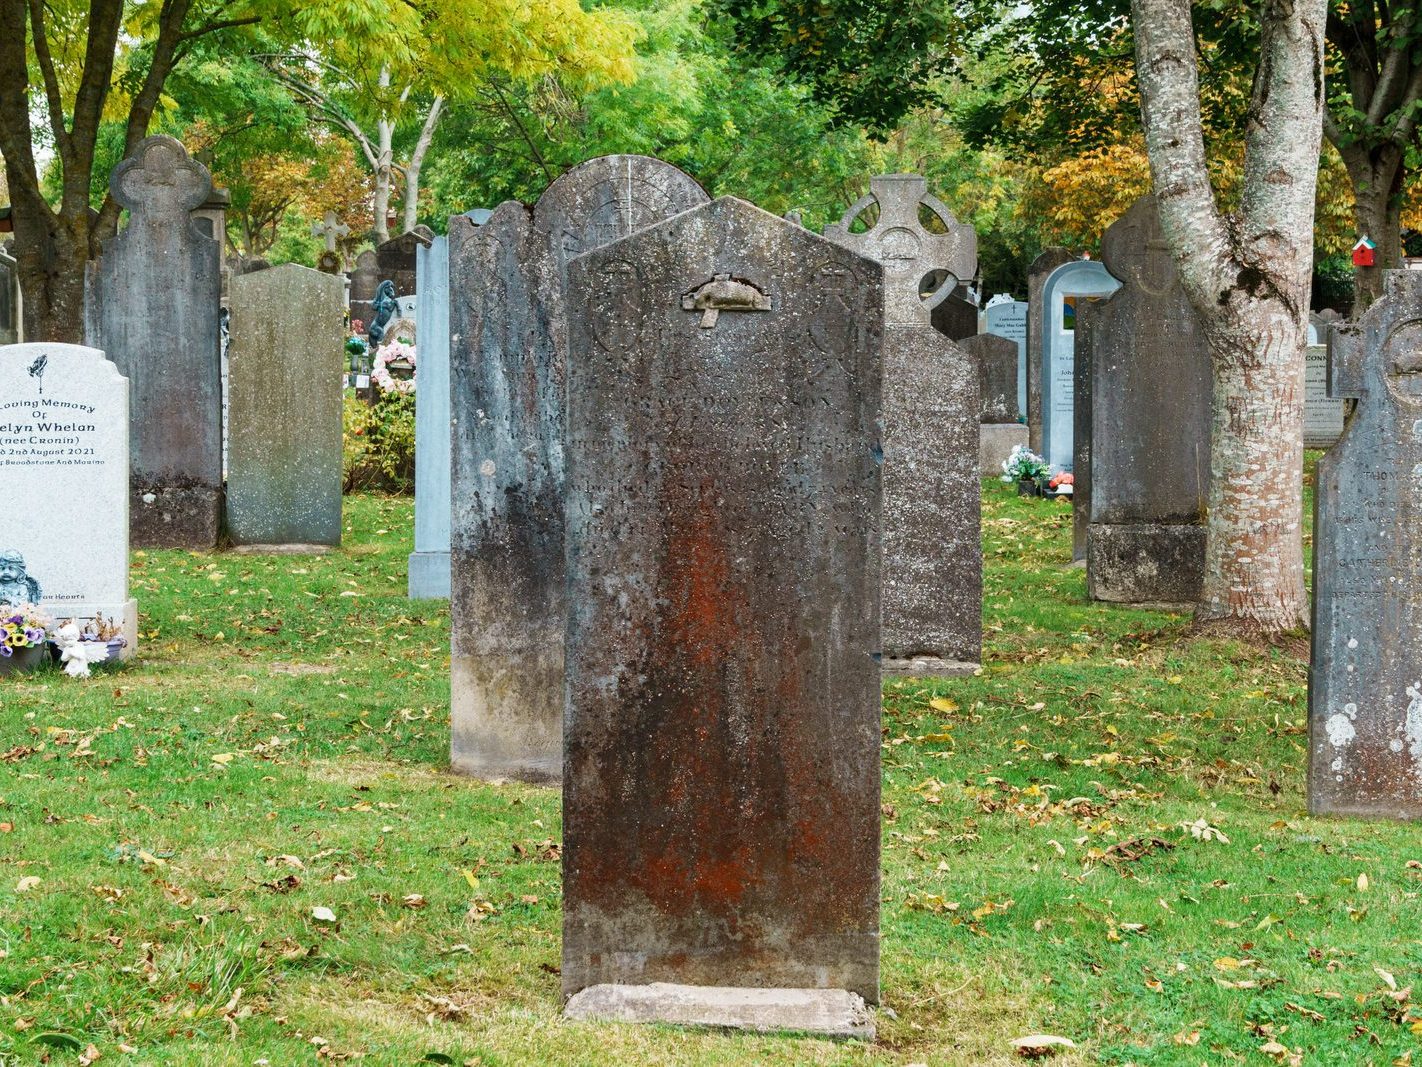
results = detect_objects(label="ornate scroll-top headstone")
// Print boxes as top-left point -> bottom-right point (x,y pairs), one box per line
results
85,135 -> 222,549
449,155 -> 710,783
1310,271 -> 1422,818
1077,196 -> 1209,603
0,343 -> 137,654
562,195 -> 883,1038
226,265 -> 345,550
826,173 -> 981,675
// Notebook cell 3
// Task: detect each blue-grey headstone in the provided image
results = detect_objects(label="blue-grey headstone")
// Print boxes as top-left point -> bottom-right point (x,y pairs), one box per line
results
1026,247 -> 1076,452
1310,270 -> 1422,817
1039,259 -> 1120,473
409,234 -> 452,598
984,300 -> 1028,418
85,135 -> 222,549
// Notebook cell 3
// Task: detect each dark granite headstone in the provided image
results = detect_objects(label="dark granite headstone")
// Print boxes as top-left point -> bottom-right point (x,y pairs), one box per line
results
226,264 -> 345,549
376,229 -> 432,297
1310,271 -> 1422,818
349,250 -> 379,327
84,136 -> 222,549
1027,246 -> 1076,453
1077,197 -> 1209,603
963,332 -> 1028,474
449,155 -> 710,782
930,285 -> 979,341
826,174 -> 981,674
563,195 -> 883,1029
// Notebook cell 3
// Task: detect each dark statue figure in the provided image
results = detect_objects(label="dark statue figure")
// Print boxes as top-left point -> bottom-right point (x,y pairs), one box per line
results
368,280 -> 398,347
0,552 -> 42,606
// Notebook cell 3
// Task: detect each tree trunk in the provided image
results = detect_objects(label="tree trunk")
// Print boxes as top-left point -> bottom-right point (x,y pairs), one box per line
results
1133,0 -> 1323,636
401,95 -> 444,234
10,196 -> 88,343
1339,142 -> 1405,310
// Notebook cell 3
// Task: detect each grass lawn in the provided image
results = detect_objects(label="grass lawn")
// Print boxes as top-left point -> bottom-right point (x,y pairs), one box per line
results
3,479 -> 1421,1066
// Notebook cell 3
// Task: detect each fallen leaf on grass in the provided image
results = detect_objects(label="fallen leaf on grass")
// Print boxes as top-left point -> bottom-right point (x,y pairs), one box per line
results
311,906 -> 338,924
15,876 -> 40,893
1011,1034 -> 1076,1058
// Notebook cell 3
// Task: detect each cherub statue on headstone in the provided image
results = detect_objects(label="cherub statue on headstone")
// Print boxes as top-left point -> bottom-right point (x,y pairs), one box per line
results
368,280 -> 398,346
0,551 -> 42,606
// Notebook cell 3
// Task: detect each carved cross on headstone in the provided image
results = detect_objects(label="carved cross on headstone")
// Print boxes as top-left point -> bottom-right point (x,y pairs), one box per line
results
111,136 -> 211,221
311,210 -> 350,253
1101,199 -> 1178,300
825,173 -> 976,326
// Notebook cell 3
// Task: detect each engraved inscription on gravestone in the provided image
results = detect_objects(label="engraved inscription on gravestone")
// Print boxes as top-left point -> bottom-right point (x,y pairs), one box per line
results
84,135 -> 223,549
562,196 -> 883,1035
1310,271 -> 1422,818
0,343 -> 138,652
449,156 -> 710,783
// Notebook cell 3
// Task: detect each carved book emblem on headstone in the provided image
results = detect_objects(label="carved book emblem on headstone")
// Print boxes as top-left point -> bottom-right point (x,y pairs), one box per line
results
681,273 -> 771,328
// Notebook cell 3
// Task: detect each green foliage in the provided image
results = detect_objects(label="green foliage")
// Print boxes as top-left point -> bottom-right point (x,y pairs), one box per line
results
343,392 -> 415,494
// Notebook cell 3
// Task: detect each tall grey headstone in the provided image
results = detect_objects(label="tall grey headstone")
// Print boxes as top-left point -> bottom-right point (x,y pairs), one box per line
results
1027,247 -> 1076,453
984,299 -> 1028,417
1039,259 -> 1120,473
563,195 -> 883,1036
226,265 -> 344,549
1076,197 -> 1209,604
1310,271 -> 1422,817
826,174 -> 981,674
349,250 -> 379,327
410,234 -> 452,597
85,135 -> 222,549
450,156 -> 710,782
962,332 -> 1027,473
0,343 -> 138,653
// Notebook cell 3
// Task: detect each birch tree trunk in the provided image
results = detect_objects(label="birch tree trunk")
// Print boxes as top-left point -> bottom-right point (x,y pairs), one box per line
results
400,95 -> 445,234
1132,0 -> 1326,635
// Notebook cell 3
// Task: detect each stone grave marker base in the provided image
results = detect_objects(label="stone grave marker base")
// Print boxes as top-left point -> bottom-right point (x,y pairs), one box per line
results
230,544 -> 333,556
882,655 -> 979,677
563,983 -> 874,1041
1086,523 -> 1204,607
133,486 -> 221,550
980,423 -> 1027,473
407,550 -> 450,599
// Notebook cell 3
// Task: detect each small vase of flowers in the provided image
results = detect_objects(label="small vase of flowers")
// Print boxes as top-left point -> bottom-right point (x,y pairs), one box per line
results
0,604 -> 52,676
1001,445 -> 1051,497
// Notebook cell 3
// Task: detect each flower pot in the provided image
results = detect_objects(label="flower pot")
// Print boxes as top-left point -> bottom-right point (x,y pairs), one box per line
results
0,642 -> 48,676
1017,478 -> 1043,498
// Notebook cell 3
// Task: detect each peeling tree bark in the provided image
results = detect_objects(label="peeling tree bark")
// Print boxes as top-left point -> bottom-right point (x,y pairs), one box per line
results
1133,0 -> 1325,635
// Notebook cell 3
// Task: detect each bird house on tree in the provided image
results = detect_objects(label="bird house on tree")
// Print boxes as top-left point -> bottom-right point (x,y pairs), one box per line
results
1353,236 -> 1377,267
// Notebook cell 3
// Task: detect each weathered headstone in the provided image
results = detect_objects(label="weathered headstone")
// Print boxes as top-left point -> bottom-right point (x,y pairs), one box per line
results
85,135 -> 223,549
930,283 -> 980,341
376,229 -> 432,297
1027,246 -> 1076,453
450,155 -> 710,782
1310,270 -> 1422,817
312,211 -> 350,275
1306,313 -> 1346,449
562,195 -> 883,1036
0,342 -> 138,653
984,299 -> 1028,417
826,173 -> 980,674
349,250 -> 379,327
226,265 -> 344,550
1039,259 -> 1120,473
409,234 -> 451,598
0,245 -> 17,346
1076,197 -> 1209,603
962,333 -> 1027,472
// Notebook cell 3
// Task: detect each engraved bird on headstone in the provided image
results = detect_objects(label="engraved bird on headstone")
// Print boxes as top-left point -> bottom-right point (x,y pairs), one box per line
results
27,354 -> 47,396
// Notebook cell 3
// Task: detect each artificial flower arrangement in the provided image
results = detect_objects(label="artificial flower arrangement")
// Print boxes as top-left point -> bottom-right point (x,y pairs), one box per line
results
372,339 -> 417,395
1001,445 -> 1050,486
1047,471 -> 1075,497
0,605 -> 124,678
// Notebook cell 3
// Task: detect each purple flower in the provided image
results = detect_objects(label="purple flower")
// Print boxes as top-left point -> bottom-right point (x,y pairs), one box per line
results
0,645 -> 12,657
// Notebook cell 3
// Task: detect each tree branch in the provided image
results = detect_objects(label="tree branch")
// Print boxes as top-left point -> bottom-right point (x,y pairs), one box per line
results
24,0 -> 70,161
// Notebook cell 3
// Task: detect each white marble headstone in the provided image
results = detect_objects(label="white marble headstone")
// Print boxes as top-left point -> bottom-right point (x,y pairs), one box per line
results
0,343 -> 137,650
